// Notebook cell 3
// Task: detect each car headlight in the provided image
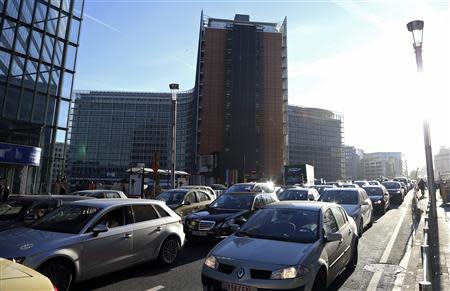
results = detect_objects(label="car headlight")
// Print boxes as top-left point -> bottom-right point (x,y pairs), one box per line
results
374,200 -> 382,204
270,265 -> 311,280
204,255 -> 218,270
395,190 -> 401,193
10,257 -> 26,264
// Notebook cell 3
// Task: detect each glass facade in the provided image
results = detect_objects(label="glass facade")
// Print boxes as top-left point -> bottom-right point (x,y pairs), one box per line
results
288,105 -> 345,182
0,0 -> 84,194
68,90 -> 196,185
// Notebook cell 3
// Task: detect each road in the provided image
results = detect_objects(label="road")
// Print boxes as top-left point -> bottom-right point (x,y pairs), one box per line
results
73,191 -> 419,291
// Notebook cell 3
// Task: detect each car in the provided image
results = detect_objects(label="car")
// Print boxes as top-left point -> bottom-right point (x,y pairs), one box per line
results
70,190 -> 128,199
320,188 -> 373,237
309,185 -> 336,196
368,181 -> 382,186
209,184 -> 227,191
224,182 -> 276,196
354,180 -> 370,188
362,186 -> 390,214
340,184 -> 360,188
398,182 -> 408,195
183,192 -> 278,241
393,177 -> 411,191
0,258 -> 57,291
382,181 -> 405,203
201,201 -> 359,291
325,181 -> 342,187
0,195 -> 94,232
156,188 -> 213,217
0,199 -> 184,291
179,185 -> 217,199
278,187 -> 320,201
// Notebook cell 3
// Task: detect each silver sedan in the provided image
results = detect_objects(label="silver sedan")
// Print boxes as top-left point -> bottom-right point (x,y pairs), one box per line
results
202,201 -> 358,291
0,199 -> 185,291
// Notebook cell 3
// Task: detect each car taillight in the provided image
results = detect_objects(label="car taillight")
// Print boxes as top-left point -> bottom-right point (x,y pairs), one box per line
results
52,284 -> 59,291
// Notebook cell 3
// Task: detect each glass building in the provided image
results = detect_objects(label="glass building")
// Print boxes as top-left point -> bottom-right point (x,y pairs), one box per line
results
288,105 -> 345,182
0,0 -> 84,194
68,90 -> 196,185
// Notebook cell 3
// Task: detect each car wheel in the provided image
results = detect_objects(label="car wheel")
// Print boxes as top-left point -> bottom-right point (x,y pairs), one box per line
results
358,220 -> 363,237
158,237 -> 180,265
368,213 -> 373,227
311,268 -> 327,291
38,259 -> 73,291
347,241 -> 358,271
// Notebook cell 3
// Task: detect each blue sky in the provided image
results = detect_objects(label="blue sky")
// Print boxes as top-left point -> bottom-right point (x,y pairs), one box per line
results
74,0 -> 449,170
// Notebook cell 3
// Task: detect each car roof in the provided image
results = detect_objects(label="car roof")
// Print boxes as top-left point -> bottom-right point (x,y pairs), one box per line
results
72,190 -> 123,193
161,188 -> 189,193
265,201 -> 333,210
362,185 -> 384,188
226,191 -> 263,196
67,198 -> 165,208
324,188 -> 359,192
8,195 -> 95,201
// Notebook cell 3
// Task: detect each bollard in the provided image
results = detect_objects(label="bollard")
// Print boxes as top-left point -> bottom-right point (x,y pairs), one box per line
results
421,244 -> 430,282
423,227 -> 428,243
419,281 -> 432,291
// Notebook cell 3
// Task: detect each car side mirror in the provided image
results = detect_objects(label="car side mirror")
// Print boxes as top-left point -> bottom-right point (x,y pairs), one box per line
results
235,217 -> 247,225
93,224 -> 108,235
230,224 -> 240,233
23,213 -> 38,222
326,232 -> 343,242
183,201 -> 191,206
362,200 -> 369,205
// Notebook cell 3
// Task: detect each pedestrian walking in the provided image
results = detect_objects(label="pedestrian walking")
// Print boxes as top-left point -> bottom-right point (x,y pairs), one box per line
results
418,178 -> 426,198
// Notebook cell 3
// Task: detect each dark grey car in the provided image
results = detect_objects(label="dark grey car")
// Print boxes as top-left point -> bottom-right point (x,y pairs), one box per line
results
202,202 -> 358,291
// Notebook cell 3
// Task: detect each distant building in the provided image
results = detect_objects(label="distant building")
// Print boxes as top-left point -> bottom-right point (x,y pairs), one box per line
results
344,146 -> 364,181
194,13 -> 288,184
435,146 -> 450,179
361,152 -> 404,179
68,90 -> 196,184
288,106 -> 344,182
51,142 -> 69,183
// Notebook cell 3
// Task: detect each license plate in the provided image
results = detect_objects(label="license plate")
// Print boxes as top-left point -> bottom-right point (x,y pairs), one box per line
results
223,283 -> 251,291
191,230 -> 207,236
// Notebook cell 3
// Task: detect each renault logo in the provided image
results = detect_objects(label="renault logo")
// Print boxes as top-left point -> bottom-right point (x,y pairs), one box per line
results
237,268 -> 245,279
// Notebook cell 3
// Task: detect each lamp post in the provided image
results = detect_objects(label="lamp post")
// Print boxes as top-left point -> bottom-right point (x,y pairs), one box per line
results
169,83 -> 179,189
407,20 -> 424,73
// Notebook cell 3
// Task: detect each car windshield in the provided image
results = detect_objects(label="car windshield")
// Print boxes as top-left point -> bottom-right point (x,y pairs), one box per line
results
363,187 -> 383,196
225,184 -> 256,193
315,186 -> 331,195
74,191 -> 94,197
354,182 -> 366,186
369,181 -> 378,185
278,189 -> 309,201
320,190 -> 358,205
237,208 -> 319,243
0,200 -> 31,220
157,190 -> 187,205
383,182 -> 400,189
209,194 -> 254,210
30,205 -> 100,234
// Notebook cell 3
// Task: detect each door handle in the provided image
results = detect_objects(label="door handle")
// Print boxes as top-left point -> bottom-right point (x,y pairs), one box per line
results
348,229 -> 352,235
155,227 -> 162,232
124,233 -> 133,238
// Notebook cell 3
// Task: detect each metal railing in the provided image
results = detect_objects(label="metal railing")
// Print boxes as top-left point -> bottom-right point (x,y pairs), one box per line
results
419,197 -> 432,291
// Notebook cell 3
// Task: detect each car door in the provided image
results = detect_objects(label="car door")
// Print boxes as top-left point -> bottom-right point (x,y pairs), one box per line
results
322,208 -> 342,281
358,190 -> 369,227
81,206 -> 134,279
195,191 -> 212,211
331,206 -> 352,273
131,204 -> 167,261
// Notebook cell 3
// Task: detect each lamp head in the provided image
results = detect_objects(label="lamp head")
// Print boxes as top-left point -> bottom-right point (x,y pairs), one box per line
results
407,20 -> 424,47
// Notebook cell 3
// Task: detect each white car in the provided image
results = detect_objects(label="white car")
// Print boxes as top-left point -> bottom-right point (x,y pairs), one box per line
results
71,190 -> 128,199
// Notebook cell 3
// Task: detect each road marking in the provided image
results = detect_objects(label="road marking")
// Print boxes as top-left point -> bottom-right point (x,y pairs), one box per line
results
145,286 -> 165,291
366,192 -> 411,291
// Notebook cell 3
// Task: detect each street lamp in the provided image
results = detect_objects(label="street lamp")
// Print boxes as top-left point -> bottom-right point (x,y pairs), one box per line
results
407,20 -> 424,72
169,83 -> 179,189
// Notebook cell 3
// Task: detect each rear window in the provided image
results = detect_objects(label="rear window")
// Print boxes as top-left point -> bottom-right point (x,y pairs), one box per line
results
363,187 -> 383,196
383,182 -> 400,189
225,184 -> 255,193
320,190 -> 358,205
278,189 -> 309,201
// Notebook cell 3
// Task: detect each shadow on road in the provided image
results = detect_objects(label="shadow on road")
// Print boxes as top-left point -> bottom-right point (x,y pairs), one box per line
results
327,267 -> 354,291
71,240 -> 218,291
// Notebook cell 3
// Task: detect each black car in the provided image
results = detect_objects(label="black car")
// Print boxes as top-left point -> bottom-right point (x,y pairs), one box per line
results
382,181 -> 405,203
183,192 -> 278,240
363,186 -> 390,214
310,185 -> 336,196
0,195 -> 94,232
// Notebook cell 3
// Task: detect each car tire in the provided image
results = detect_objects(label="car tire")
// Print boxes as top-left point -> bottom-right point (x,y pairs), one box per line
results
38,259 -> 73,291
158,237 -> 180,265
358,220 -> 363,237
311,268 -> 327,291
347,240 -> 358,271
368,213 -> 373,228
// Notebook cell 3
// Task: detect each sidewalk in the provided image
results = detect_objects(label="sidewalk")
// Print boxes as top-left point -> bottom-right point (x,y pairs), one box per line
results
400,190 -> 450,290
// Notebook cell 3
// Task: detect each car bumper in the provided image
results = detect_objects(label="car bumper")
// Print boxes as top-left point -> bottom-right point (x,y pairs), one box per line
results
184,226 -> 232,239
202,267 -> 312,291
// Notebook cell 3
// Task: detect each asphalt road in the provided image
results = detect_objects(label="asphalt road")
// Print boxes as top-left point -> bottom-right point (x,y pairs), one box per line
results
73,191 -> 419,291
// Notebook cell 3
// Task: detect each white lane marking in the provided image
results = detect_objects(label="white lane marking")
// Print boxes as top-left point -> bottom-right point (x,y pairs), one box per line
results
392,229 -> 414,291
366,193 -> 411,291
145,286 -> 165,291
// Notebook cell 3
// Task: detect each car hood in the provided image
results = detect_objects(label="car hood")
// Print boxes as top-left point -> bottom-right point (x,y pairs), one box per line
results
187,208 -> 248,223
0,227 -> 77,258
341,204 -> 360,216
369,196 -> 384,201
212,235 -> 314,266
0,220 -> 25,232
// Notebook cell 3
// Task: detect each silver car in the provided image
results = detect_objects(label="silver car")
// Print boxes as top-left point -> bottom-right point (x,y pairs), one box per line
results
0,199 -> 185,291
70,189 -> 128,199
320,188 -> 373,237
202,201 -> 358,291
